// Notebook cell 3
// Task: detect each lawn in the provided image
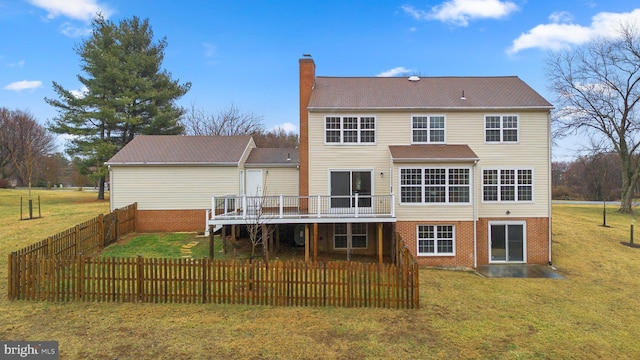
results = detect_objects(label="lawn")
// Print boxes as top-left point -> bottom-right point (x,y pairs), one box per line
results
2,189 -> 640,359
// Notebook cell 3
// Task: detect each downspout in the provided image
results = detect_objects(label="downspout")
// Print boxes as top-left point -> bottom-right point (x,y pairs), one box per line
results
108,165 -> 113,211
473,159 -> 478,269
547,110 -> 553,265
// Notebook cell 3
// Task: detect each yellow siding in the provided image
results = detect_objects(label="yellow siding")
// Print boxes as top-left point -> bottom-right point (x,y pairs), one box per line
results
308,109 -> 551,219
261,167 -> 299,196
110,166 -> 240,210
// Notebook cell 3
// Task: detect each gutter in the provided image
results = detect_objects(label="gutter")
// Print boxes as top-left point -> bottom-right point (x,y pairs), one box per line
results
104,162 -> 239,166
308,106 -> 554,111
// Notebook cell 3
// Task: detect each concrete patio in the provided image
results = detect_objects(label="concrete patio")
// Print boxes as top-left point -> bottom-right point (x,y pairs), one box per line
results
476,264 -> 564,279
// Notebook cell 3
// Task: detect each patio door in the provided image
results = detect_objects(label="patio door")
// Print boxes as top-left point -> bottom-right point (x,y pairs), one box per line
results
490,222 -> 525,263
330,171 -> 372,208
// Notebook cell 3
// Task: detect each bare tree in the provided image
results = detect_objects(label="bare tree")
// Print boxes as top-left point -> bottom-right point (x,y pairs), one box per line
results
253,128 -> 299,148
182,104 -> 264,136
1,109 -> 55,217
547,23 -> 640,212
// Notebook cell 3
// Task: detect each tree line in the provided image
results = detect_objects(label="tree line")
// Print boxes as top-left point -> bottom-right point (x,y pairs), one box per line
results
0,15 -> 297,196
552,153 -> 624,201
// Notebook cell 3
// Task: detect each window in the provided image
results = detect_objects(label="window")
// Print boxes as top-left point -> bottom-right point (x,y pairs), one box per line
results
334,223 -> 368,249
483,169 -> 533,202
400,168 -> 470,204
417,225 -> 455,256
412,115 -> 445,143
485,115 -> 518,143
325,116 -> 376,144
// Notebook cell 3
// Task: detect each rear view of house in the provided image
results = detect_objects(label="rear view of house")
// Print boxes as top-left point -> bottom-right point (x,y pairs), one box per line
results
108,56 -> 553,269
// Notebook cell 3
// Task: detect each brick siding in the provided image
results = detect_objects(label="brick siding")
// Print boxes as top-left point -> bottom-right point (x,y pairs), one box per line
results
137,209 -> 206,232
397,217 -> 550,268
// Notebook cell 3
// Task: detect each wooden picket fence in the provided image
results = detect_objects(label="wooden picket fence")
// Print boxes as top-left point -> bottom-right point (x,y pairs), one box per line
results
11,203 -> 137,259
7,256 -> 419,308
8,205 -> 420,309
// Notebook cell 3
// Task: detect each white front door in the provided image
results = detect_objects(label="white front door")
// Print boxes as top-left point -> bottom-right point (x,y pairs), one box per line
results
246,169 -> 263,196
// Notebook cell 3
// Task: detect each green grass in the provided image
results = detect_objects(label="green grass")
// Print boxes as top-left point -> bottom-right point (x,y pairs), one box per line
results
102,233 -> 195,258
3,189 -> 640,359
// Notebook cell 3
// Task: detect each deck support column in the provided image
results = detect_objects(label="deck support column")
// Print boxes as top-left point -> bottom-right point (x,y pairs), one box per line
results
222,225 -> 227,254
313,223 -> 318,262
208,225 -> 215,259
377,223 -> 383,264
304,224 -> 310,263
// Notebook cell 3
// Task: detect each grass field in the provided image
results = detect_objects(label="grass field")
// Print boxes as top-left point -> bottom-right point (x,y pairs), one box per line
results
2,189 -> 640,359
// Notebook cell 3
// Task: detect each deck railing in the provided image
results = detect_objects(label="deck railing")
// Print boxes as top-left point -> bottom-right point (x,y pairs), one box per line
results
211,194 -> 395,221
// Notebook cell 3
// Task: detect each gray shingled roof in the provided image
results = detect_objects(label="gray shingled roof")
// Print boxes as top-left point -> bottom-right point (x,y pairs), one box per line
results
389,145 -> 479,162
106,135 -> 253,165
245,148 -> 299,167
308,76 -> 552,110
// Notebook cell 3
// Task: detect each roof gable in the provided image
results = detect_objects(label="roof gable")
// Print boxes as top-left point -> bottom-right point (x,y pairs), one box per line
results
308,76 -> 552,110
106,135 -> 253,165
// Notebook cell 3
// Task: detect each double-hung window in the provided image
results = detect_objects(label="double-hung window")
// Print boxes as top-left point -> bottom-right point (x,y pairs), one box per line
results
334,223 -> 368,249
483,169 -> 533,202
325,116 -> 376,144
412,115 -> 445,143
400,167 -> 470,204
417,225 -> 455,256
485,115 -> 518,143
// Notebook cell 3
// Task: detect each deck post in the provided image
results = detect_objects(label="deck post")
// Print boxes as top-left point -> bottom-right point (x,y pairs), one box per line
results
279,195 -> 284,218
354,193 -> 359,218
313,223 -> 318,262
222,225 -> 227,254
211,197 -> 216,220
304,224 -> 310,263
317,195 -> 321,218
209,225 -> 215,259
377,223 -> 383,264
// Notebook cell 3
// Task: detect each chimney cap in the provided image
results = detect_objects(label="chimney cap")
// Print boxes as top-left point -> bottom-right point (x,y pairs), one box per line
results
302,54 -> 312,58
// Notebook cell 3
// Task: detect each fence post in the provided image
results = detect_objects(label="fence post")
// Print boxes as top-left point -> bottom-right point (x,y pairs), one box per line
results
202,257 -> 208,304
77,255 -> 85,301
137,255 -> 144,303
75,225 -> 81,255
98,214 -> 105,249
8,252 -> 15,300
114,209 -> 120,241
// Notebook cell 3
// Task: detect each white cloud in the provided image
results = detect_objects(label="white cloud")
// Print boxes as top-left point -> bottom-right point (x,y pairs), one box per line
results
7,60 -> 25,68
273,122 -> 297,133
28,0 -> 112,22
508,9 -> 640,54
377,66 -> 412,77
61,23 -> 92,37
549,11 -> 573,24
70,85 -> 89,99
4,80 -> 42,92
203,43 -> 217,58
402,0 -> 518,26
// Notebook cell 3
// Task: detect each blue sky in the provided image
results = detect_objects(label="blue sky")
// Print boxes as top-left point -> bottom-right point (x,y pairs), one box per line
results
1,0 -> 638,160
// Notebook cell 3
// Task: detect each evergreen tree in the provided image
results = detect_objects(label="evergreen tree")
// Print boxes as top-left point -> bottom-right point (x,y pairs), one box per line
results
46,14 -> 191,199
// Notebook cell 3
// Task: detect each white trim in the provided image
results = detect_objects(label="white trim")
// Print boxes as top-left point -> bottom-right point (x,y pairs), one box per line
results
324,115 -> 377,145
481,167 -> 534,203
410,114 -> 446,144
416,224 -> 456,256
484,114 -> 520,144
488,221 -> 527,263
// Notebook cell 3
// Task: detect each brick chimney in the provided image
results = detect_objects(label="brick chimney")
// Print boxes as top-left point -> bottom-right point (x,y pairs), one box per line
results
299,55 -> 315,198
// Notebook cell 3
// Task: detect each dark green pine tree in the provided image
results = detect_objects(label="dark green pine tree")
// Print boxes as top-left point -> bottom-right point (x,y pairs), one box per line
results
47,14 -> 191,199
